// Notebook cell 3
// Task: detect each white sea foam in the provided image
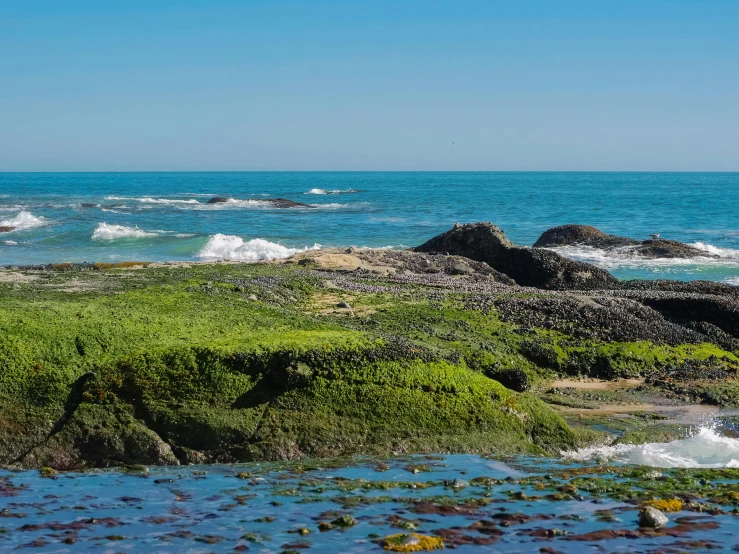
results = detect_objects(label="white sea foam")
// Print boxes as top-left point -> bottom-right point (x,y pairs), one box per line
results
92,223 -> 158,240
305,188 -> 358,195
0,211 -> 46,231
549,242 -> 739,271
2,240 -> 18,245
198,234 -> 319,261
104,196 -> 199,205
692,241 -> 739,259
563,426 -> 739,468
724,277 -> 739,286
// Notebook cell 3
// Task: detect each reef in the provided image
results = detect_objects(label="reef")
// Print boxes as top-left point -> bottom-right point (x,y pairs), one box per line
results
0,222 -> 737,469
206,196 -> 315,208
534,223 -> 716,259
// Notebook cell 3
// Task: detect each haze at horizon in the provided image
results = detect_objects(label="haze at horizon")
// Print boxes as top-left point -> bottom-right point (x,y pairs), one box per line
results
1,0 -> 737,172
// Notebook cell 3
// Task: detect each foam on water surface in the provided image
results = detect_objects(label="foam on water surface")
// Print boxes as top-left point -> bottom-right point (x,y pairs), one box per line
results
0,211 -> 46,231
305,187 -> 358,194
92,223 -> 158,240
564,426 -> 739,468
198,233 -> 320,261
1,172 -> 738,275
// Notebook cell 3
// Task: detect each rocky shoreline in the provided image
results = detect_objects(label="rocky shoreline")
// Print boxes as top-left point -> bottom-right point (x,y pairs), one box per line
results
0,222 -> 737,470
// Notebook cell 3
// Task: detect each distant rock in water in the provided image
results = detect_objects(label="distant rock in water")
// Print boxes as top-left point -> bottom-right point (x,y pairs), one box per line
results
268,198 -> 316,209
0,226 -> 16,233
533,224 -> 638,249
415,222 -> 618,290
206,196 -> 315,208
534,224 -> 716,259
80,203 -> 98,208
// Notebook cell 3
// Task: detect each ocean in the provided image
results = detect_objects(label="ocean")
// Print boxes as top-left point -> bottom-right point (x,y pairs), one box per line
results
1,171 -> 738,283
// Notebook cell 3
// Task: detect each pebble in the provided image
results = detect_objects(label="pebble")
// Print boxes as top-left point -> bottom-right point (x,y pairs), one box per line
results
639,506 -> 669,528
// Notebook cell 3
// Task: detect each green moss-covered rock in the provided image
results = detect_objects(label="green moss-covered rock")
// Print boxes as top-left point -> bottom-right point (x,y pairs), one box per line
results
1,260 -> 736,468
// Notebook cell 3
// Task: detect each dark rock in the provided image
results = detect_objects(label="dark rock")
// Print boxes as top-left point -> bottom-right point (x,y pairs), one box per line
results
620,280 -> 739,296
415,222 -> 618,290
632,239 -> 717,259
337,301 -> 351,309
535,224 -> 717,259
206,196 -> 315,208
416,222 -> 513,261
264,198 -> 315,209
500,247 -> 619,290
80,203 -> 98,208
484,368 -> 530,392
0,226 -> 16,233
638,295 -> 739,340
534,224 -> 638,249
206,197 -> 230,204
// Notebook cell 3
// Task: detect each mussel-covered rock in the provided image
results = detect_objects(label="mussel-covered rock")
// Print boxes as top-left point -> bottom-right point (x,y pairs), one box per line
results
416,222 -> 618,290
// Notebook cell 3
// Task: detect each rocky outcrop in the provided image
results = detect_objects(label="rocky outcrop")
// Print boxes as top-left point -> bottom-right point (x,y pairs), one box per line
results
534,224 -> 716,259
534,224 -> 638,249
631,239 -> 715,259
206,196 -> 315,208
415,222 -> 618,290
0,226 -> 16,233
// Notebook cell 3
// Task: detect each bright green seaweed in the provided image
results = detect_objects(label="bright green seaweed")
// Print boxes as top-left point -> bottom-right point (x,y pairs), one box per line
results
0,263 -> 736,468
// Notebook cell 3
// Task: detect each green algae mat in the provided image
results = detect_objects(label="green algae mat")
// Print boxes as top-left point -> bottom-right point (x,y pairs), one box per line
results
0,261 -> 737,469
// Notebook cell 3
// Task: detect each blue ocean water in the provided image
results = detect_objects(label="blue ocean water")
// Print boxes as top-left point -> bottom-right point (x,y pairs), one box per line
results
0,172 -> 737,283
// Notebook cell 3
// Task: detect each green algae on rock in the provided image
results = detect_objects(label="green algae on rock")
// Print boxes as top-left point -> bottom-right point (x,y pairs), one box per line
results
1,223 -> 738,469
0,263 -> 577,468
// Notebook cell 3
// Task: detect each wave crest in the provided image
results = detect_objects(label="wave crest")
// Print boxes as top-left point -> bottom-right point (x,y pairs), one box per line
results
0,211 -> 46,231
562,426 -> 739,468
549,242 -> 739,271
305,188 -> 358,195
92,223 -> 157,240
197,234 -> 319,261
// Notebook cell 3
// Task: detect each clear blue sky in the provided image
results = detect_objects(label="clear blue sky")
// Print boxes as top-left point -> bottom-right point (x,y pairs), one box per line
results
1,0 -> 737,171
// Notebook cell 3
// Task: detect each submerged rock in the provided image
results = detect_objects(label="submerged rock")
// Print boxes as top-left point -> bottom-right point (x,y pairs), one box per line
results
0,226 -> 16,233
80,203 -> 98,208
415,222 -> 618,290
206,196 -> 315,208
631,238 -> 715,259
206,196 -> 230,204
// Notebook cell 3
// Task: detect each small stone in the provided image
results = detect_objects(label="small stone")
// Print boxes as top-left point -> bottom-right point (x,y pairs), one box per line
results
248,294 -> 258,301
401,535 -> 420,546
639,506 -> 669,528
452,478 -> 469,489
331,514 -> 358,528
318,522 -> 333,532
337,301 -> 351,309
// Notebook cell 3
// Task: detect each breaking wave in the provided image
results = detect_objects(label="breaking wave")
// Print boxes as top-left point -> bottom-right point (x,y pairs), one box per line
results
0,211 -> 46,231
305,188 -> 358,195
562,426 -> 739,468
197,234 -> 320,261
549,242 -> 739,271
92,223 -> 158,240
104,196 -> 199,205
